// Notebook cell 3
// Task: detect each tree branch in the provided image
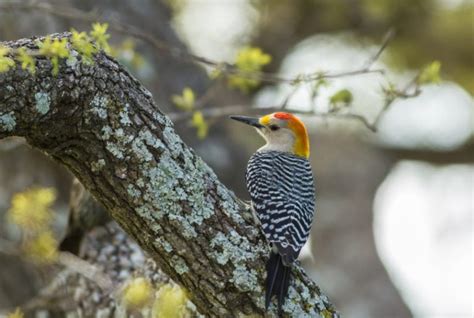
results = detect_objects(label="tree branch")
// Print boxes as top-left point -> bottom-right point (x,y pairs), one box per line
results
0,33 -> 338,317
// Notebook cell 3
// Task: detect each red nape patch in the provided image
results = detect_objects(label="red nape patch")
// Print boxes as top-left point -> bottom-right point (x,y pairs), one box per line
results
273,112 -> 293,120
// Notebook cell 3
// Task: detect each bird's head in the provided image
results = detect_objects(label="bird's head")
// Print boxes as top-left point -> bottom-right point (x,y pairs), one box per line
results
230,112 -> 309,158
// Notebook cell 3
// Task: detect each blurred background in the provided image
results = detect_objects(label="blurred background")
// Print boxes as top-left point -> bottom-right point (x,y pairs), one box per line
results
0,0 -> 472,317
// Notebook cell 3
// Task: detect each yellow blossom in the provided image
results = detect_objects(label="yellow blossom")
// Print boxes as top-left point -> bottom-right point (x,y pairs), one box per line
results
90,22 -> 111,54
122,277 -> 153,309
7,308 -> 24,318
0,46 -> 15,73
228,47 -> 272,93
38,37 -> 70,75
24,231 -> 58,263
171,87 -> 195,111
191,111 -> 208,139
8,188 -> 56,231
153,284 -> 189,318
70,28 -> 97,64
16,48 -> 35,74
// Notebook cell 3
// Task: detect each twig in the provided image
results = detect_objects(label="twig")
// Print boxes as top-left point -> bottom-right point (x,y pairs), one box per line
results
280,84 -> 300,109
0,0 -> 387,84
362,28 -> 395,70
371,73 -> 422,129
0,238 -> 113,291
57,252 -> 114,291
194,81 -> 222,109
168,105 -> 377,131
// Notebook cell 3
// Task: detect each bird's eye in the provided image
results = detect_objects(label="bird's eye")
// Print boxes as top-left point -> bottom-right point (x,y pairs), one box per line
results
269,125 -> 280,131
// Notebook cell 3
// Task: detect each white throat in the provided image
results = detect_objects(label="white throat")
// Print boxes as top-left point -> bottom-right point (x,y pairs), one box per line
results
256,128 -> 295,154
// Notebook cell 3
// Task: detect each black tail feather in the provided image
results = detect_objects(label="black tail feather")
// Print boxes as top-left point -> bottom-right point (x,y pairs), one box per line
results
265,252 -> 291,315
278,265 -> 291,315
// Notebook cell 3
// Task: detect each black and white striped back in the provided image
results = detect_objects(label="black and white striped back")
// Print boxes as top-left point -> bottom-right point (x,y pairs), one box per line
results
246,150 -> 315,265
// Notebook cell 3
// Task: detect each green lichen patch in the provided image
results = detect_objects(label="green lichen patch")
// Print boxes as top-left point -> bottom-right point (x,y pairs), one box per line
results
171,255 -> 189,275
101,126 -> 113,140
91,158 -> 106,172
66,50 -> 79,69
162,125 -> 184,158
127,184 -> 142,199
139,129 -> 166,150
119,103 -> 132,126
0,112 -> 16,132
211,230 -> 266,265
106,142 -> 125,159
131,137 -> 153,162
281,285 -> 319,318
90,95 -> 109,119
231,267 -> 259,292
34,91 -> 51,115
216,185 -> 246,224
132,133 -> 218,238
210,230 -> 266,293
155,237 -> 173,253
279,275 -> 330,317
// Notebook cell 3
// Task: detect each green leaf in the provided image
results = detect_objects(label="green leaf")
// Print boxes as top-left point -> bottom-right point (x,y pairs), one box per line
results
171,87 -> 195,111
228,47 -> 272,93
16,48 -> 36,74
90,22 -> 111,54
329,89 -> 353,107
310,78 -> 330,100
418,61 -> 442,84
71,28 -> 97,64
38,37 -> 70,75
0,46 -> 15,73
191,111 -> 208,139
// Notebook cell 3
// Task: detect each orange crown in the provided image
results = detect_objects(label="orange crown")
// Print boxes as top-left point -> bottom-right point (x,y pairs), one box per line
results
262,112 -> 310,158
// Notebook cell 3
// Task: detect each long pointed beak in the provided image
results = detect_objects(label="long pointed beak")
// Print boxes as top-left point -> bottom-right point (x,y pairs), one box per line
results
229,115 -> 264,128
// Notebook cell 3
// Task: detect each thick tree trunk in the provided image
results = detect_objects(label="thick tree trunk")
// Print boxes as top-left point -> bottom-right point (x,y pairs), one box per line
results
0,33 -> 338,317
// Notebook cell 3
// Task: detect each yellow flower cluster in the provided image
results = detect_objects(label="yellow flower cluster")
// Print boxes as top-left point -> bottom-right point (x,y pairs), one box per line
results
6,308 -> 24,318
0,46 -> 15,73
7,187 -> 58,264
228,47 -> 272,93
120,278 -> 190,318
23,231 -> 58,263
90,22 -> 111,54
191,111 -> 208,139
153,284 -> 189,318
71,29 -> 97,64
122,277 -> 154,309
16,48 -> 35,74
0,22 -> 112,75
38,37 -> 70,75
171,87 -> 195,111
8,187 -> 55,231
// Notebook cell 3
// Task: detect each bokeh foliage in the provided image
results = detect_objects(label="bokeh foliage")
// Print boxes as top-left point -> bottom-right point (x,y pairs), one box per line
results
252,0 -> 473,93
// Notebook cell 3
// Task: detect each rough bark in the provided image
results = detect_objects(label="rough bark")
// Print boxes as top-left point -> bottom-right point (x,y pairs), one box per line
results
0,33 -> 338,317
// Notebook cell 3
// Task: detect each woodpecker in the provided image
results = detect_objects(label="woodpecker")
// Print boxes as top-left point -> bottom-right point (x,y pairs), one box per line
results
230,112 -> 315,314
